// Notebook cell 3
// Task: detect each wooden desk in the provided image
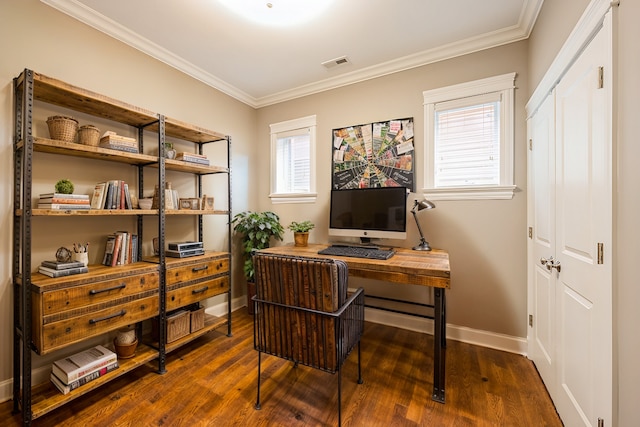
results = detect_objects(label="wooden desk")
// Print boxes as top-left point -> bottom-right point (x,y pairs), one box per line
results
260,244 -> 451,403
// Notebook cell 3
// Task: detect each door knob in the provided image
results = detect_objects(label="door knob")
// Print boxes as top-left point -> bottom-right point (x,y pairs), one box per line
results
540,256 -> 554,271
549,260 -> 561,273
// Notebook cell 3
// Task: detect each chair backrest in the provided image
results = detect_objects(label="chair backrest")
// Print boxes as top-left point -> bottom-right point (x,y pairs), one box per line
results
253,253 -> 348,312
252,252 -> 350,372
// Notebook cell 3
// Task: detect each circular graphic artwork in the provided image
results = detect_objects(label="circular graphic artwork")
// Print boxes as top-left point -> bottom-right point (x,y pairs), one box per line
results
332,118 -> 414,190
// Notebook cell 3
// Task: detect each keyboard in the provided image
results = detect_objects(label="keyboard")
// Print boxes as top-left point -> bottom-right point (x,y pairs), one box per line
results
318,245 -> 395,260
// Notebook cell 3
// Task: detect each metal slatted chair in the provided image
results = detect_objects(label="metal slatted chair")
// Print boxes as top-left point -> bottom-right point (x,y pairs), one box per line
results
252,252 -> 365,426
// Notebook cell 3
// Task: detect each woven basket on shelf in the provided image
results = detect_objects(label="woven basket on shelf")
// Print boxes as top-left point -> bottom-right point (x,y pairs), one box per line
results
77,125 -> 100,146
46,116 -> 78,143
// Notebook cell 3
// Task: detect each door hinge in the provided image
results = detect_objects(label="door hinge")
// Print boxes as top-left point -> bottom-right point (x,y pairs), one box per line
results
598,67 -> 604,89
597,243 -> 604,264
529,314 -> 533,327
529,139 -> 533,151
598,417 -> 604,427
528,227 -> 533,239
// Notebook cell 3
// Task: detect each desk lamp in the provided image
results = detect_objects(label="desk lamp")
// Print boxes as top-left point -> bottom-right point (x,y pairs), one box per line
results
411,199 -> 436,251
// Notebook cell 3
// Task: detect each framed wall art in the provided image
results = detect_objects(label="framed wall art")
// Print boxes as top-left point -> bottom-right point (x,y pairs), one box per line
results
331,117 -> 414,190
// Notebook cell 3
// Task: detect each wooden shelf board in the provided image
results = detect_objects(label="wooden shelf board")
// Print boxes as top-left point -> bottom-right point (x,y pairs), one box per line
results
23,137 -> 157,165
28,343 -> 158,420
28,71 -> 158,128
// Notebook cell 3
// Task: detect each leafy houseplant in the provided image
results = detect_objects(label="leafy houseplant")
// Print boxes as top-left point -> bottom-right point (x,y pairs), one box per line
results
288,220 -> 315,247
232,211 -> 284,313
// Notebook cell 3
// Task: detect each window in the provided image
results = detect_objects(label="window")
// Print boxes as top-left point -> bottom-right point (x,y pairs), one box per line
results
270,115 -> 317,203
423,73 -> 516,200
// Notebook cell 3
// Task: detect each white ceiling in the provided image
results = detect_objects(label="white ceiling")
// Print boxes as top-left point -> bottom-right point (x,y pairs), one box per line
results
42,0 -> 543,108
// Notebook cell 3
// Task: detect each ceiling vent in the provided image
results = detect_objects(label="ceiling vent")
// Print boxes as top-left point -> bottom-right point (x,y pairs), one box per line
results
321,56 -> 350,69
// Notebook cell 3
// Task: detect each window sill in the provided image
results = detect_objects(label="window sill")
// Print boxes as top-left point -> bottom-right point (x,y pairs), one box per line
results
269,193 -> 317,204
421,185 -> 517,201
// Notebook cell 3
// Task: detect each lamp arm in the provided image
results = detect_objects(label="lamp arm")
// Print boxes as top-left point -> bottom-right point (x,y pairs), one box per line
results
412,209 -> 427,243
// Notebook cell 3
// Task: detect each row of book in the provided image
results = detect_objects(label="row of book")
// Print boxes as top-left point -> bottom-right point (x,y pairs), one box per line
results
38,259 -> 88,278
50,345 -> 119,395
103,231 -> 139,266
37,193 -> 90,210
91,180 -> 134,210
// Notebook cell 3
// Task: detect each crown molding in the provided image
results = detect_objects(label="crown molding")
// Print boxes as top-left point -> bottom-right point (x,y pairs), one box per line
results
42,0 -> 543,109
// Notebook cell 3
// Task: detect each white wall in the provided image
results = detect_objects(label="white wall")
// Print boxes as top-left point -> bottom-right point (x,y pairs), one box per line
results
256,41 -> 530,341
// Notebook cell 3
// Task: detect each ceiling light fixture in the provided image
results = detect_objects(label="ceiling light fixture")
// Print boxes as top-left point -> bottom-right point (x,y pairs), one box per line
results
218,0 -> 335,26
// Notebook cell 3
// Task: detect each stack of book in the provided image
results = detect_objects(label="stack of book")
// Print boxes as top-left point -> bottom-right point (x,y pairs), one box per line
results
37,193 -> 90,210
102,231 -> 138,266
175,152 -> 210,166
50,345 -> 119,395
166,241 -> 205,258
38,260 -> 88,278
98,131 -> 138,153
90,180 -> 134,210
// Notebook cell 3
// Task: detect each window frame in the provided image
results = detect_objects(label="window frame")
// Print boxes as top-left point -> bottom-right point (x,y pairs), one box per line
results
423,73 -> 517,200
269,115 -> 317,204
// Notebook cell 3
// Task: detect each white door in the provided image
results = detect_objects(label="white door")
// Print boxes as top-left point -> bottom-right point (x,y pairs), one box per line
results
554,14 -> 612,426
527,92 -> 557,401
527,12 -> 612,427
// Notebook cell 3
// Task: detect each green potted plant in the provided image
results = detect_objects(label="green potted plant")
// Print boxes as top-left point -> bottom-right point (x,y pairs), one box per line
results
232,211 -> 284,314
288,220 -> 315,247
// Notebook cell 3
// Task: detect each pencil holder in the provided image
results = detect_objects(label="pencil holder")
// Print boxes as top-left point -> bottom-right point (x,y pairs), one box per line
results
72,251 -> 89,266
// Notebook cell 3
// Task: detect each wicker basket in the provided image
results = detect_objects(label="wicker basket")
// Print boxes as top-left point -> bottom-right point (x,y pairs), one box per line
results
46,116 -> 78,143
77,125 -> 100,146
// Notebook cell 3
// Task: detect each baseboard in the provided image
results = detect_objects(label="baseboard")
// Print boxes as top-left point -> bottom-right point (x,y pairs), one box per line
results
364,307 -> 527,355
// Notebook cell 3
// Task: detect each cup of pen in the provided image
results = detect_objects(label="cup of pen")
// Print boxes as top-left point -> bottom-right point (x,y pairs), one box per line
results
72,243 -> 89,266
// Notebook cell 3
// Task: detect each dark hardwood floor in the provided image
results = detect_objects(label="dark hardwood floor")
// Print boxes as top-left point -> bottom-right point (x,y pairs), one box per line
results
2,310 -> 562,426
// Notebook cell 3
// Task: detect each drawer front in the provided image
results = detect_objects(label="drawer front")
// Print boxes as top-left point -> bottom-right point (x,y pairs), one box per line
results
166,276 -> 229,311
42,272 -> 160,315
38,295 -> 159,354
166,258 -> 229,286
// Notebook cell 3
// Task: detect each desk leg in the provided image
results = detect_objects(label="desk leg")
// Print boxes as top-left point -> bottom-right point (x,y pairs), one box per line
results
432,288 -> 446,403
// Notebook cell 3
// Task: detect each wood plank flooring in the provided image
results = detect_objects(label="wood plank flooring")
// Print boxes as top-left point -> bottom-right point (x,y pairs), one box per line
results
1,310 -> 562,426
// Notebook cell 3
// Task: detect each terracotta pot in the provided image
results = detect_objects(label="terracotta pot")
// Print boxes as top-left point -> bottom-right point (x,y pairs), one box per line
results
114,337 -> 138,359
294,232 -> 309,247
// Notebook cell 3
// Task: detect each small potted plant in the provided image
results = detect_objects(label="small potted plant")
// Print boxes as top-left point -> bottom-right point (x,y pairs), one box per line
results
164,142 -> 176,159
288,220 -> 315,247
232,211 -> 284,314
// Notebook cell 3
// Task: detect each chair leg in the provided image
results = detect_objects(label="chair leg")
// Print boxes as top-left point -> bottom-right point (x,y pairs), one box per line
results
255,351 -> 262,410
338,367 -> 342,427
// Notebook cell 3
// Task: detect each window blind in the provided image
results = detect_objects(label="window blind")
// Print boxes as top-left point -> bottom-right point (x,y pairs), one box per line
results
275,132 -> 310,193
434,93 -> 501,187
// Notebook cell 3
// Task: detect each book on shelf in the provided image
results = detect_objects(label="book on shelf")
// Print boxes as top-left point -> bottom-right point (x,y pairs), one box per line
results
111,233 -> 123,267
102,234 -> 116,266
39,193 -> 90,200
50,362 -> 119,394
39,197 -> 91,204
52,345 -> 117,384
175,152 -> 210,165
37,203 -> 91,210
38,265 -> 88,278
90,182 -> 107,209
40,260 -> 86,270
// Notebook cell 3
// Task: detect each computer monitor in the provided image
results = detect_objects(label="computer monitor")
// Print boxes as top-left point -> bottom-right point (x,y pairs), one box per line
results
328,187 -> 409,243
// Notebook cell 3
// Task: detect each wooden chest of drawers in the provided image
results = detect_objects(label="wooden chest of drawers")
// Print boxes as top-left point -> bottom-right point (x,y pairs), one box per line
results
30,263 -> 160,355
165,252 -> 230,311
